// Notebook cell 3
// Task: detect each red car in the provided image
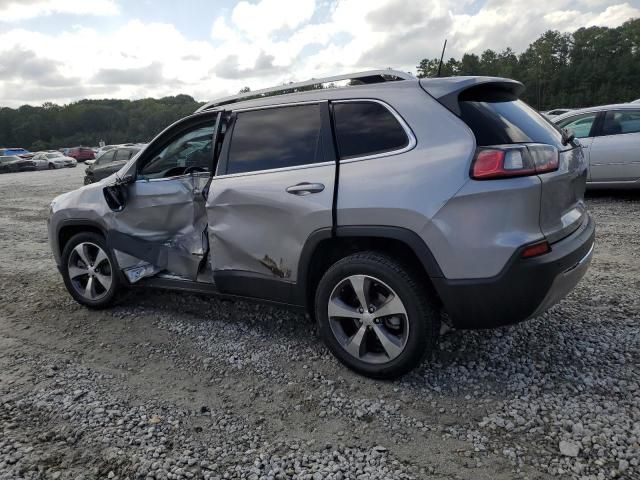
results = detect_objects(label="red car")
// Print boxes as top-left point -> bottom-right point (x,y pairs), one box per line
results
67,147 -> 95,162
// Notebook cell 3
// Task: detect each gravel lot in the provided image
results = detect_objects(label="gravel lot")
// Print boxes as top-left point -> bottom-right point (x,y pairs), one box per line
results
0,166 -> 638,480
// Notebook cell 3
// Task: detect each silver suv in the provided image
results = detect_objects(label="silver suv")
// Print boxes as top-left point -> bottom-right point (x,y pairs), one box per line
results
47,70 -> 595,379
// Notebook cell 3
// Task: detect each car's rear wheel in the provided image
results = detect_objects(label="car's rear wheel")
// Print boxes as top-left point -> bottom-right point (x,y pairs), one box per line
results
48,163 -> 55,170
61,232 -> 120,309
315,251 -> 440,379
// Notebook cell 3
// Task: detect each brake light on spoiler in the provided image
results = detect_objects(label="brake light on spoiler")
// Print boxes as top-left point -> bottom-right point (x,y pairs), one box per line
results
471,144 -> 559,180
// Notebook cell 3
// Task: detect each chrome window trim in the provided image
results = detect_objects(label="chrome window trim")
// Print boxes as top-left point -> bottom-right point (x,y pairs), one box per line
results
213,160 -> 335,180
331,98 -> 416,164
231,100 -> 321,113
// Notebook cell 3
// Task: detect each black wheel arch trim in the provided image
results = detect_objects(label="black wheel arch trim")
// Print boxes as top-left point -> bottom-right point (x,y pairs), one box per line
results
293,225 -> 445,309
55,219 -> 108,255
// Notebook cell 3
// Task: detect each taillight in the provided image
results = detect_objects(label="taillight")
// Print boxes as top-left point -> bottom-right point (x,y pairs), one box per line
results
471,144 -> 559,180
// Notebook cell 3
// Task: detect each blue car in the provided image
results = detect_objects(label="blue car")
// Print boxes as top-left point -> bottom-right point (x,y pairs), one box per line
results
0,148 -> 31,158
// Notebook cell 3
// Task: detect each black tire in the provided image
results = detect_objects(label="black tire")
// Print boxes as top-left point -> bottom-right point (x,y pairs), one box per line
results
48,163 -> 55,170
315,251 -> 440,379
61,232 -> 121,309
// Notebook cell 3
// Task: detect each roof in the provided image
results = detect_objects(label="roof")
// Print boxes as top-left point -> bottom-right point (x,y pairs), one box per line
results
196,69 -> 415,112
552,103 -> 640,122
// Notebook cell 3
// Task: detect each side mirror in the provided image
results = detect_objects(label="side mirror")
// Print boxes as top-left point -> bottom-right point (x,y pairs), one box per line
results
561,128 -> 576,146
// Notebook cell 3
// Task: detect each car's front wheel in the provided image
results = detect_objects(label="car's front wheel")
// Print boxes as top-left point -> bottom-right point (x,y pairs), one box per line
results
61,232 -> 121,309
315,252 -> 440,379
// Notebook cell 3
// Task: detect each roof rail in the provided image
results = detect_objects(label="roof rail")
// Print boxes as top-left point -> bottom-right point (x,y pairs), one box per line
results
195,69 -> 414,112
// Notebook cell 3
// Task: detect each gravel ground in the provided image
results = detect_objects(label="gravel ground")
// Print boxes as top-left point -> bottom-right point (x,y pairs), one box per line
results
0,166 -> 638,480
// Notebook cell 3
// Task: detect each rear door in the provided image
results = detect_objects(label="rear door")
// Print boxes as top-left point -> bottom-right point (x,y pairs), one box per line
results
589,109 -> 640,182
206,102 -> 336,302
458,91 -> 588,243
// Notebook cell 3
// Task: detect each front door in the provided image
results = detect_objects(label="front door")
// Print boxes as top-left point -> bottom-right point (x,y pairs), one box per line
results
106,113 -> 220,281
206,102 -> 336,303
555,112 -> 598,181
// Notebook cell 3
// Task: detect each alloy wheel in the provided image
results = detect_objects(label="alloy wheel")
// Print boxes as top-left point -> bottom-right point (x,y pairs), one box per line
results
328,274 -> 409,364
67,242 -> 113,301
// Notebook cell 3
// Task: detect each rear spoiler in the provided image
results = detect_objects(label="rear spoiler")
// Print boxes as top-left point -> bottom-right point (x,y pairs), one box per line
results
420,76 -> 525,116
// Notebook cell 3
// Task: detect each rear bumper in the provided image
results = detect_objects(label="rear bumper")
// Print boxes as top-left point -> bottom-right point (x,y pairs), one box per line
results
434,213 -> 595,329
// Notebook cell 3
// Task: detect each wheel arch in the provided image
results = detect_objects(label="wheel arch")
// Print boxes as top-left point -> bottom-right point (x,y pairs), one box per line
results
296,226 -> 444,314
56,220 -> 107,259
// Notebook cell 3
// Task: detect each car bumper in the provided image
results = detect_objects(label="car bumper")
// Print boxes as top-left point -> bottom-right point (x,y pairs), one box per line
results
434,213 -> 595,329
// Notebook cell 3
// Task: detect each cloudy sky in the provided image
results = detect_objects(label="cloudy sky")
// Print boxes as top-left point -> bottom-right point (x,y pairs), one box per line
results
0,0 -> 638,107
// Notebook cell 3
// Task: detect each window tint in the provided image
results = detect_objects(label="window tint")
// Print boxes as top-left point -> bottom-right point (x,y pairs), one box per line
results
459,96 -> 564,148
227,104 -> 321,174
115,149 -> 130,161
556,113 -> 597,139
601,110 -> 640,136
332,102 -> 408,159
140,123 -> 215,179
97,150 -> 115,165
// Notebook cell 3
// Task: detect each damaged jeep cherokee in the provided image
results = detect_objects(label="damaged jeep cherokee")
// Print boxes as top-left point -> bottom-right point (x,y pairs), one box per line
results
48,70 -> 595,379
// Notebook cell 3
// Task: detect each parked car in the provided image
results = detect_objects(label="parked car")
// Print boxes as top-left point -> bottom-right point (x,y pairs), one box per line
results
0,147 -> 32,158
0,155 -> 20,173
67,147 -> 95,162
553,103 -> 640,187
0,155 -> 37,172
84,145 -> 144,184
33,152 -> 77,169
48,70 -> 594,379
542,108 -> 574,119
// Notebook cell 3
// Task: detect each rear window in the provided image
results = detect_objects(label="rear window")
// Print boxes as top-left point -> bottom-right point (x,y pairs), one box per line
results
332,101 -> 409,159
459,91 -> 564,148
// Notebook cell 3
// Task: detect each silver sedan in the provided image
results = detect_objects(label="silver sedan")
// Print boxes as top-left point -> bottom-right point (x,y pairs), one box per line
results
32,152 -> 78,169
553,104 -> 640,188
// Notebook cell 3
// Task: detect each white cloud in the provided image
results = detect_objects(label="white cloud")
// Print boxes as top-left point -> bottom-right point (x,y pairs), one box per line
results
0,0 -> 638,106
230,0 -> 316,37
0,0 -> 119,21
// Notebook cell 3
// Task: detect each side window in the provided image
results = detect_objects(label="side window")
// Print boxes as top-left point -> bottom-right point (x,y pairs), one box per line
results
601,110 -> 640,136
226,104 -> 321,175
97,151 -> 115,165
139,122 -> 215,179
557,113 -> 597,139
332,101 -> 409,159
114,149 -> 130,161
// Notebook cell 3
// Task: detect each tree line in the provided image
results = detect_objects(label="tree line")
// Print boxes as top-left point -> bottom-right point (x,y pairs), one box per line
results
417,18 -> 640,110
0,95 -> 203,151
1,18 -> 638,151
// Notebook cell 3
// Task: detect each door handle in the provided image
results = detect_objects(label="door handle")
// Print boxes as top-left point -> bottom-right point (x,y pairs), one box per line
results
286,182 -> 325,195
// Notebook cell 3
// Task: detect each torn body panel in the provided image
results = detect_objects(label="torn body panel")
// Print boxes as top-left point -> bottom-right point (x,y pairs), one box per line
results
206,163 -> 335,283
50,174 -> 211,282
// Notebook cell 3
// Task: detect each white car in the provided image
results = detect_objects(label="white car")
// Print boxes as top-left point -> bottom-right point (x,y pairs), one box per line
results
32,152 -> 77,169
553,103 -> 640,188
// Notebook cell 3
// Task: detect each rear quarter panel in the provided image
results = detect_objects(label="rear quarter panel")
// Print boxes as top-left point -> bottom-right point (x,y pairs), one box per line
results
336,84 -> 479,277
